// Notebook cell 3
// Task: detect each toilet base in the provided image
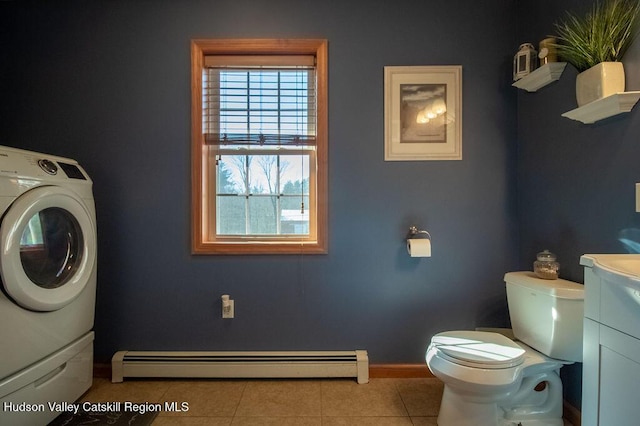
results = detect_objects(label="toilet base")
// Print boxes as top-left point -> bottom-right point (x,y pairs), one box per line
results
437,385 -> 565,426
438,386 -> 503,426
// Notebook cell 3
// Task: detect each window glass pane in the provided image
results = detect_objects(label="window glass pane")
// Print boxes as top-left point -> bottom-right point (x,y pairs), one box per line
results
217,196 -> 246,235
280,195 -> 309,235
280,155 -> 310,195
249,196 -> 277,234
217,155 -> 247,194
217,157 -> 240,195
249,155 -> 278,195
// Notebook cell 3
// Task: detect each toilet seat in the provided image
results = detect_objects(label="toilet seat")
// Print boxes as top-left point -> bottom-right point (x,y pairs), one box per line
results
430,330 -> 526,369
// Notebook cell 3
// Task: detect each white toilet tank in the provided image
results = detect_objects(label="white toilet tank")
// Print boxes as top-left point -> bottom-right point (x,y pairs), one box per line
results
504,272 -> 584,362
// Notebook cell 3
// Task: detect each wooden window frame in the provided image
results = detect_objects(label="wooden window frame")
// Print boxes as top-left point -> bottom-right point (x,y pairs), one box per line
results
191,39 -> 328,255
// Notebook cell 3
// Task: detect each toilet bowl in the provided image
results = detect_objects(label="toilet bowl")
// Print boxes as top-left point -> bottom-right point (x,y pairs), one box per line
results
427,330 -> 567,425
426,272 -> 584,426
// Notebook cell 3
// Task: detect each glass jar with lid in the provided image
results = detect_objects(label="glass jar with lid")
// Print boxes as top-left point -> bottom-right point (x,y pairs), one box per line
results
534,250 -> 559,280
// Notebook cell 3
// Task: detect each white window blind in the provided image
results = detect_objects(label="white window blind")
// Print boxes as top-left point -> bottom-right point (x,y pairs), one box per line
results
203,55 -> 317,147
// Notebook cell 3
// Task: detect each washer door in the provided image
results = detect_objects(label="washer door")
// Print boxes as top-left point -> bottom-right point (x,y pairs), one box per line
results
1,186 -> 96,311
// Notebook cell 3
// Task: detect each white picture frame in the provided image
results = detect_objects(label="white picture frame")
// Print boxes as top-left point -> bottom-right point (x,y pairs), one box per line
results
384,65 -> 462,161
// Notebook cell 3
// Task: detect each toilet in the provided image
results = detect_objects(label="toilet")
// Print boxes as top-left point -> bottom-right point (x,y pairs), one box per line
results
426,271 -> 584,426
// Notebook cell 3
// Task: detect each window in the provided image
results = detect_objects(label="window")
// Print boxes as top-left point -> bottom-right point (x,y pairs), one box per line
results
191,39 -> 328,254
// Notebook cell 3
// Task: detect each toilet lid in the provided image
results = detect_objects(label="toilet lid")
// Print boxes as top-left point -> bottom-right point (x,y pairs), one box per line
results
431,330 -> 526,369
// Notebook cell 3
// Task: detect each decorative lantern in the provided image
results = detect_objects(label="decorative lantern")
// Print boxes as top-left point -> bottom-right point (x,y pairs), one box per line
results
513,43 -> 538,81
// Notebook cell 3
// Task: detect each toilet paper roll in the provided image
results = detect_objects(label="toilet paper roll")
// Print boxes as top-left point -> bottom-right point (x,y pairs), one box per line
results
407,238 -> 431,257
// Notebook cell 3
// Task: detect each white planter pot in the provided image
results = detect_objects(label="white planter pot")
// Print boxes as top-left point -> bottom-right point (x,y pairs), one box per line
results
576,62 -> 625,107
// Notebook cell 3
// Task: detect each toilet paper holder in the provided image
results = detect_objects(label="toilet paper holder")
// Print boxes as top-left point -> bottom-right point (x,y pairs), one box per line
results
406,226 -> 432,257
407,226 -> 431,240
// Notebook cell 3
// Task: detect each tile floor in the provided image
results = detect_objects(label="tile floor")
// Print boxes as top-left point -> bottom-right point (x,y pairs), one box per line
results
82,377 -> 442,425
81,377 -> 574,425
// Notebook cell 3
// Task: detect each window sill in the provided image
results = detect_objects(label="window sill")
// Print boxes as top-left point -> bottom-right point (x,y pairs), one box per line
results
192,240 -> 328,255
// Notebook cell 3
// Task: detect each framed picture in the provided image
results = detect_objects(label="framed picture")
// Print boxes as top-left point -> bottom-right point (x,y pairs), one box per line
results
384,65 -> 462,161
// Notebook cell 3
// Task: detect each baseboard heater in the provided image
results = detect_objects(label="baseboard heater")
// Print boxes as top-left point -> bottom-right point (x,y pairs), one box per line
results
111,350 -> 369,384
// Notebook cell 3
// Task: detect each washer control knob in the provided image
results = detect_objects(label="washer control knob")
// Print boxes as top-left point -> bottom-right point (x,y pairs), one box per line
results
38,159 -> 58,175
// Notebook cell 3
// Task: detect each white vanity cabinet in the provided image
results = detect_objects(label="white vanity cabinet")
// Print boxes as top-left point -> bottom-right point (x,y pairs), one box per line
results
580,254 -> 640,426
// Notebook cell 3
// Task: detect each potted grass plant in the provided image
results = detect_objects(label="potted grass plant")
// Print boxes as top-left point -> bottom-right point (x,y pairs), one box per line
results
553,0 -> 640,106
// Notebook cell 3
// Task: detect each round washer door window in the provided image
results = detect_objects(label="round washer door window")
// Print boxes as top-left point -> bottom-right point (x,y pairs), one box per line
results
20,207 -> 84,289
1,186 -> 96,311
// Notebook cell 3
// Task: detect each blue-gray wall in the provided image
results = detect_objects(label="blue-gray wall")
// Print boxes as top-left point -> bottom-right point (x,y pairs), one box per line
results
9,0 -> 639,409
517,0 -> 640,280
0,0 -> 518,363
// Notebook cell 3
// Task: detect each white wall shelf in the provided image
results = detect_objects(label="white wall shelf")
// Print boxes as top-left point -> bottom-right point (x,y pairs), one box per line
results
561,92 -> 640,124
512,62 -> 567,92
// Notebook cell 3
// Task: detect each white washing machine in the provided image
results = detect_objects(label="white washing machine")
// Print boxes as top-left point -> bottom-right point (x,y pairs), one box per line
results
0,146 -> 97,425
